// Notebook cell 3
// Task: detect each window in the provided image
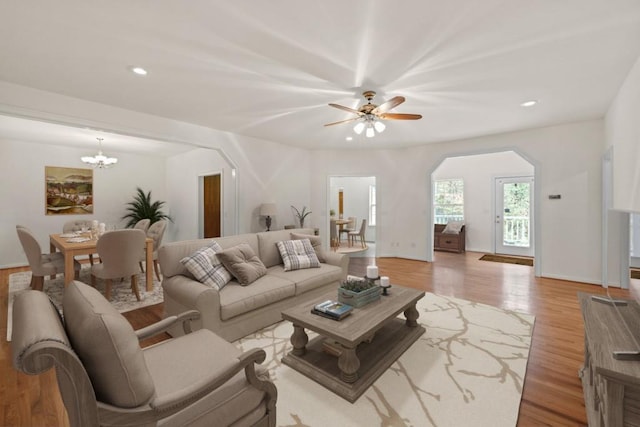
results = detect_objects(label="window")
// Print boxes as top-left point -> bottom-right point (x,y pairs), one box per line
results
434,179 -> 464,224
369,185 -> 376,226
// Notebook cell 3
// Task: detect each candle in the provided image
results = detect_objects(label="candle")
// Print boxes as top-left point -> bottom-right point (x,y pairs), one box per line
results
380,276 -> 390,288
366,265 -> 378,279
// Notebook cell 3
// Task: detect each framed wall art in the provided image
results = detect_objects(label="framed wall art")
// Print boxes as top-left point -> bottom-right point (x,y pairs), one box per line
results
45,166 -> 93,215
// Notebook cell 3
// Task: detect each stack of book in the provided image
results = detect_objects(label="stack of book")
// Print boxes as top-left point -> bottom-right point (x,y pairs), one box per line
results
311,300 -> 353,320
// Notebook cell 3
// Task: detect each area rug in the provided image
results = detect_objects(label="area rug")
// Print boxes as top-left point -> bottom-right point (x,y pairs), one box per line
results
235,292 -> 535,427
6,265 -> 163,341
336,244 -> 368,254
479,254 -> 534,266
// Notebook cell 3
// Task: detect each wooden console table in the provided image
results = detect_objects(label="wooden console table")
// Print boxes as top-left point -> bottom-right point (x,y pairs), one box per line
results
579,292 -> 640,426
434,223 -> 465,253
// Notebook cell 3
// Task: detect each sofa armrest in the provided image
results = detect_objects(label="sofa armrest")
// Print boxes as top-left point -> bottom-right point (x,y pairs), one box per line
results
162,275 -> 224,335
322,251 -> 349,279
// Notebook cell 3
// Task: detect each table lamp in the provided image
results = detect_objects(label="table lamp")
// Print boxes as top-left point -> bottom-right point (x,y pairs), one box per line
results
260,203 -> 277,231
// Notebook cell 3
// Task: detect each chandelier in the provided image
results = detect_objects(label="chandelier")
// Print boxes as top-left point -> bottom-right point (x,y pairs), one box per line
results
81,138 -> 118,168
353,115 -> 386,138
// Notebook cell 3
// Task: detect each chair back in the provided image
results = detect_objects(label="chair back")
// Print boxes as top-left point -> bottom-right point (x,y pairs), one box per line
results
133,219 -> 150,233
348,216 -> 357,229
358,219 -> 367,235
63,220 -> 92,233
16,226 -> 45,274
147,220 -> 167,250
96,229 -> 146,278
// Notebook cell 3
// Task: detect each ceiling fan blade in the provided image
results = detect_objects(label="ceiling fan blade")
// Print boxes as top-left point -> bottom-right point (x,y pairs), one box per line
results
379,113 -> 422,120
372,96 -> 405,115
328,103 -> 363,115
324,117 -> 361,127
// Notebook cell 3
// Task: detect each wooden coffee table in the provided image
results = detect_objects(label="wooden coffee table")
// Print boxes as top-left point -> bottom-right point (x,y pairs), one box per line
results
281,285 -> 425,402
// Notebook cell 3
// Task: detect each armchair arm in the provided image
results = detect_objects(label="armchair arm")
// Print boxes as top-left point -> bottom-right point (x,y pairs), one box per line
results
135,310 -> 200,341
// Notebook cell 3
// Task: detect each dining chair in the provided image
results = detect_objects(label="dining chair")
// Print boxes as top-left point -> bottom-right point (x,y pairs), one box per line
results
16,225 -> 80,291
92,229 -> 146,301
12,281 -> 277,427
133,218 -> 150,233
348,218 -> 368,248
63,219 -> 96,264
329,219 -> 339,251
139,219 -> 167,280
339,216 -> 357,244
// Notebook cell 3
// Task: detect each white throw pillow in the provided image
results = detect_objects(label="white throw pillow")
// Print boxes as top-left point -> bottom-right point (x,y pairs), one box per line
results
180,241 -> 232,290
276,239 -> 320,271
442,221 -> 465,234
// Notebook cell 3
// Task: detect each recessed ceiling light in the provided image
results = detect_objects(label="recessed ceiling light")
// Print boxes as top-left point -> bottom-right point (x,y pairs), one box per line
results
131,67 -> 148,76
520,100 -> 538,107
345,136 -> 353,141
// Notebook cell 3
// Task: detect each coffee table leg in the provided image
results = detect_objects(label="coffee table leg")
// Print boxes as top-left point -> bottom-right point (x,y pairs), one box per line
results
404,303 -> 419,327
338,345 -> 360,383
290,324 -> 308,356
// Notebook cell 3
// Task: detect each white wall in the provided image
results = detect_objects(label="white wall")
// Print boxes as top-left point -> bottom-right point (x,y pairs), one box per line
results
606,55 -> 640,212
433,152 -> 534,253
0,139 -> 166,267
0,82 -> 610,285
311,120 -> 605,284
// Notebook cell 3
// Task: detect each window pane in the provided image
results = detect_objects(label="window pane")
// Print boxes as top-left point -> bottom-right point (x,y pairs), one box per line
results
434,179 -> 464,224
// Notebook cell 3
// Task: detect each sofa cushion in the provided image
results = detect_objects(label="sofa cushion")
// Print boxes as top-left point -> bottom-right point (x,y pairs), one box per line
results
219,276 -> 296,320
257,228 -> 314,268
276,239 -> 320,271
180,241 -> 232,290
62,281 -> 154,408
290,232 -> 326,263
217,243 -> 267,285
268,264 -> 343,295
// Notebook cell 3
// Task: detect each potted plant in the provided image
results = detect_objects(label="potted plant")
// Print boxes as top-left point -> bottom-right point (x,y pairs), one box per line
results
291,205 -> 312,228
122,187 -> 172,228
338,277 -> 382,307
329,209 -> 336,218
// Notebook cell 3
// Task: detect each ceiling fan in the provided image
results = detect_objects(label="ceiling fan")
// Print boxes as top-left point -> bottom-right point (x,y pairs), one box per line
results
325,91 -> 422,138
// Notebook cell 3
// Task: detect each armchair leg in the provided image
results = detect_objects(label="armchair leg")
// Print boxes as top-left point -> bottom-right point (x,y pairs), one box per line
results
153,260 -> 161,281
131,275 -> 141,301
139,261 -> 145,273
31,275 -> 44,291
105,279 -> 112,301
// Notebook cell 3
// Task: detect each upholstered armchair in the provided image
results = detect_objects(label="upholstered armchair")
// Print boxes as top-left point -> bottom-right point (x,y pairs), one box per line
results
11,281 -> 277,427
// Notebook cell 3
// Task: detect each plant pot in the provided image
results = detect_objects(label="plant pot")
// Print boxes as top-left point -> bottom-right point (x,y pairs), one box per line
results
338,285 -> 382,308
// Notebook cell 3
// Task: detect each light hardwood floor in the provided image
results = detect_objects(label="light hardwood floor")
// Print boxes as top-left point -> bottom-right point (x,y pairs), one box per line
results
1,251 -> 637,426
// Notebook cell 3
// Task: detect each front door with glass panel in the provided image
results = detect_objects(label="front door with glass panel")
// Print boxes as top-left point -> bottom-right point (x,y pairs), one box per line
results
495,176 -> 534,257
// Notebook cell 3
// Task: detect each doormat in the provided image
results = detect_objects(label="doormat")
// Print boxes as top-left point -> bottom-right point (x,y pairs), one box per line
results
480,254 -> 534,266
632,269 -> 640,280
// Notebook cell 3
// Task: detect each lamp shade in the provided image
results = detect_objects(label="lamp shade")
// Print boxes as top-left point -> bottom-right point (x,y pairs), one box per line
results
260,203 -> 277,216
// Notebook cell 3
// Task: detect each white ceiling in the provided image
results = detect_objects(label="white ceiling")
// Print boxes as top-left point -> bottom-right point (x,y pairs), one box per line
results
1,0 -> 640,153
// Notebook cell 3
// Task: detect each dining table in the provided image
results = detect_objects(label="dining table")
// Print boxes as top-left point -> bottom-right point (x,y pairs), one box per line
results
49,232 -> 154,290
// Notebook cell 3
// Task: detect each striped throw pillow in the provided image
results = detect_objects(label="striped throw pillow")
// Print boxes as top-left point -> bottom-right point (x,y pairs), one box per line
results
180,241 -> 232,290
276,239 -> 320,271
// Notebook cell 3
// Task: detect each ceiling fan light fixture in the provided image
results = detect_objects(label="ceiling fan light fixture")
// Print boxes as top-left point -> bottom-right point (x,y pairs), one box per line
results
365,126 -> 375,138
374,120 -> 386,133
353,122 -> 365,135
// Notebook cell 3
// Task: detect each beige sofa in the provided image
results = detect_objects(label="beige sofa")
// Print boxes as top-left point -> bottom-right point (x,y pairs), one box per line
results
158,228 -> 349,341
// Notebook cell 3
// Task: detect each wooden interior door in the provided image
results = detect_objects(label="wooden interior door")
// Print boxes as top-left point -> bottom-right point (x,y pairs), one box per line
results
204,174 -> 221,238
